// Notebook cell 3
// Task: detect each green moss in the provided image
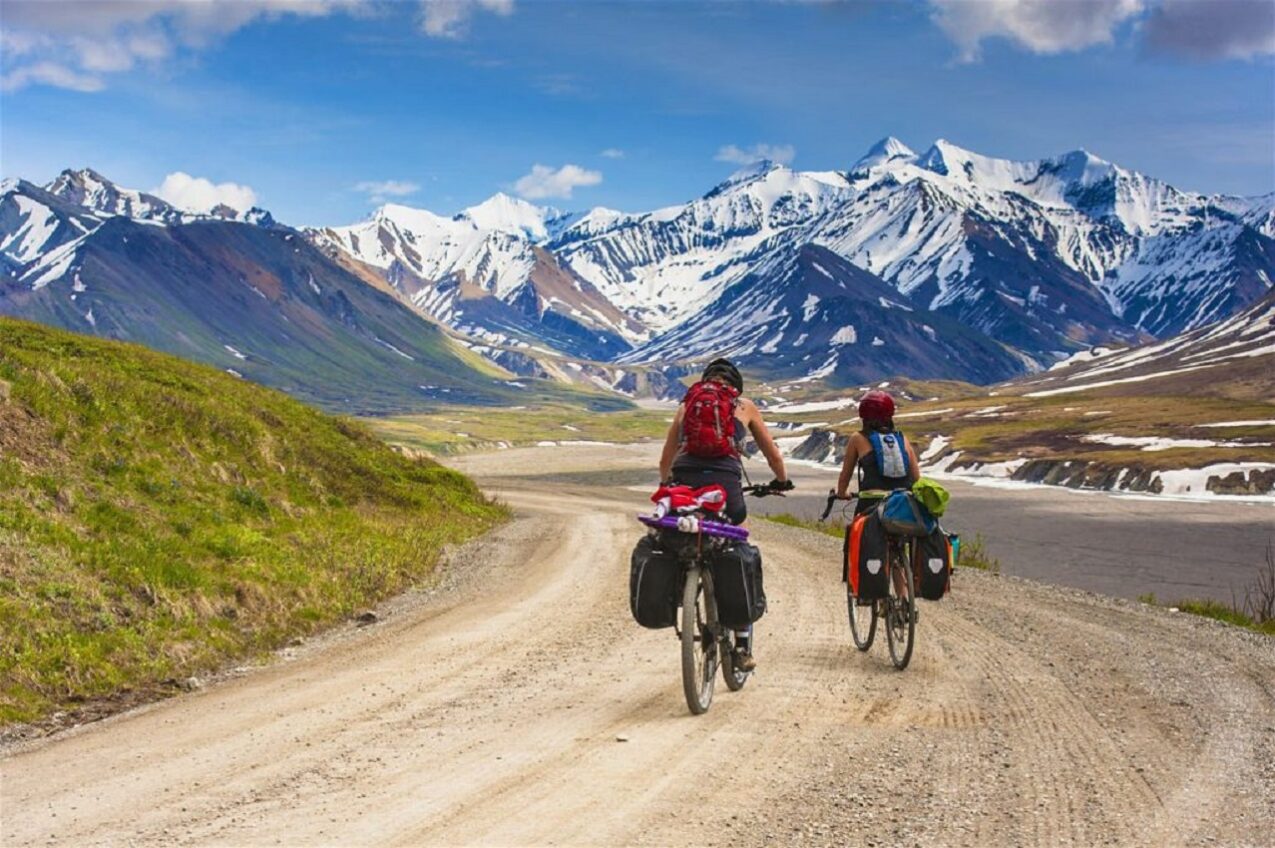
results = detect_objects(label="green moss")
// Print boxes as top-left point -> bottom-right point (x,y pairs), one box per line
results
760,512 -> 846,539
0,319 -> 507,725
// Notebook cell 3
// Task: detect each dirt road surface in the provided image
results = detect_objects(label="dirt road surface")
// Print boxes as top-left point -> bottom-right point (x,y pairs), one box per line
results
3,444 -> 1274,847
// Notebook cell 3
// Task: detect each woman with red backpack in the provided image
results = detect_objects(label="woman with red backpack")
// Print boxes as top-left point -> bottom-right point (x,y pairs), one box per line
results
658,358 -> 792,524
657,358 -> 791,671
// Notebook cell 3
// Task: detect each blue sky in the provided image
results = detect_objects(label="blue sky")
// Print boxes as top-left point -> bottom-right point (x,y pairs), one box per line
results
2,0 -> 1272,226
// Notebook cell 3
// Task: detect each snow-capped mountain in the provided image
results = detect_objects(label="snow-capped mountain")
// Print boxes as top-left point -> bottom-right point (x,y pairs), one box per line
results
1,169 -> 278,293
307,196 -> 642,360
6,141 -> 1272,392
1009,286 -> 1275,399
0,173 -> 513,412
623,241 -> 1027,384
548,162 -> 851,332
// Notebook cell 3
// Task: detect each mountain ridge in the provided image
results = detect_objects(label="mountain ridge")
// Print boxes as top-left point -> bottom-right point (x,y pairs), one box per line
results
3,140 -> 1272,392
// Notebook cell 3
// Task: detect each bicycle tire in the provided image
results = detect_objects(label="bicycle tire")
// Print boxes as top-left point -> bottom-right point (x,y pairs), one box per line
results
722,628 -> 751,691
847,585 -> 877,651
681,566 -> 717,714
885,543 -> 916,670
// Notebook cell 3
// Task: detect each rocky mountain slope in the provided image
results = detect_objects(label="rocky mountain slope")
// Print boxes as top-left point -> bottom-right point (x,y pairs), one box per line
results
311,138 -> 1273,383
4,143 -> 1272,394
0,172 -> 575,413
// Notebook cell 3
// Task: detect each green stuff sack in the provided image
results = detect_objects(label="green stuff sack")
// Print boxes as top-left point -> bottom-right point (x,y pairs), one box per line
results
912,477 -> 950,518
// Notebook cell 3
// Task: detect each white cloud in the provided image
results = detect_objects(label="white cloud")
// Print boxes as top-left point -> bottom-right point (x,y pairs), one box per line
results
1,61 -> 104,93
714,143 -> 796,166
1142,0 -> 1275,60
353,179 -> 422,202
600,148 -> 626,159
512,164 -> 602,200
420,0 -> 514,39
929,0 -> 1145,62
0,1 -> 370,92
154,172 -> 258,213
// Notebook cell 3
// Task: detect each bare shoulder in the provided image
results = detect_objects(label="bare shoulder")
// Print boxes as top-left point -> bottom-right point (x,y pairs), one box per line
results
737,396 -> 762,425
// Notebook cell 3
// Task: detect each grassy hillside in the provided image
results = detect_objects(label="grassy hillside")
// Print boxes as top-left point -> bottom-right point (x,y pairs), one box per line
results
0,319 -> 505,725
367,405 -> 672,455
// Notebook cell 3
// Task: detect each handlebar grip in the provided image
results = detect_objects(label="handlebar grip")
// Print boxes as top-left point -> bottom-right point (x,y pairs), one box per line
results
820,493 -> 836,522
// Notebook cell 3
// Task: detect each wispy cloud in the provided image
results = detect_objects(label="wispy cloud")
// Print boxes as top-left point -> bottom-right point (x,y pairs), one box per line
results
929,0 -> 1144,63
420,0 -> 514,39
0,0 -> 370,92
600,148 -> 626,159
353,179 -> 422,203
1142,0 -> 1275,61
1,0 -> 520,92
512,163 -> 602,200
714,143 -> 795,166
154,172 -> 258,213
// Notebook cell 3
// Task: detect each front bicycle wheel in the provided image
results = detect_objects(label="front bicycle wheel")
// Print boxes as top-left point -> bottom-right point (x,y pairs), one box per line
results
885,544 -> 916,670
847,585 -> 877,651
681,566 -> 717,714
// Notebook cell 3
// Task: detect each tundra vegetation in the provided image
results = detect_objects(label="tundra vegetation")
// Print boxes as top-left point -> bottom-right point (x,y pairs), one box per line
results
0,319 -> 505,725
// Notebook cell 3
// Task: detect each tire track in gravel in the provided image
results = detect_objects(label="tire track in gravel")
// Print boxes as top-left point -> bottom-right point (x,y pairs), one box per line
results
2,444 -> 1273,848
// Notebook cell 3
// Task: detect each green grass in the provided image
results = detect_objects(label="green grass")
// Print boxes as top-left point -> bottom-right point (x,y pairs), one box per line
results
956,533 -> 1001,574
0,319 -> 507,725
1137,591 -> 1275,637
365,405 -> 672,455
1171,600 -> 1275,636
760,512 -> 845,539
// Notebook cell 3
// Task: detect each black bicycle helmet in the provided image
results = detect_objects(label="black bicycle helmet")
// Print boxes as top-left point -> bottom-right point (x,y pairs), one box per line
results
701,357 -> 743,392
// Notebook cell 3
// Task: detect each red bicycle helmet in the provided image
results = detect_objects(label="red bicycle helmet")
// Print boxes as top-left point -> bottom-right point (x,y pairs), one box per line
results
857,390 -> 895,422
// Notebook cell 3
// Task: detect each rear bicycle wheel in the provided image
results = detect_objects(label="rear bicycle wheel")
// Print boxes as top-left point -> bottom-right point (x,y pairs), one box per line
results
681,566 -> 718,714
847,586 -> 877,651
885,543 -> 916,670
722,628 -> 751,691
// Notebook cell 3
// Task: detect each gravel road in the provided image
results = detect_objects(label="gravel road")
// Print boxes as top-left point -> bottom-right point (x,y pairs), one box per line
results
3,444 -> 1273,847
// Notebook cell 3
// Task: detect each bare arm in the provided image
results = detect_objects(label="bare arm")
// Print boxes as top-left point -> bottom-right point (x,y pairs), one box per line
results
907,440 -> 922,483
742,399 -> 787,482
658,406 -> 684,482
837,433 -> 861,497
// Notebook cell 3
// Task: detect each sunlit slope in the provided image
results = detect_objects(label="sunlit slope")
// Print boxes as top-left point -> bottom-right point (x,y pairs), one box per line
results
0,320 -> 505,725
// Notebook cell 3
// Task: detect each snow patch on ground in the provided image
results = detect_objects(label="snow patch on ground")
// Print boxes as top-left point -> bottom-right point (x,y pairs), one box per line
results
1155,463 -> 1275,496
1081,433 -> 1271,451
768,397 -> 858,414
1197,420 -> 1275,428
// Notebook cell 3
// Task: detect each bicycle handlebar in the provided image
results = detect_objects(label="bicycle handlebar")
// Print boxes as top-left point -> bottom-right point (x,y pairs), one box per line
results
743,480 -> 794,498
820,489 -> 858,521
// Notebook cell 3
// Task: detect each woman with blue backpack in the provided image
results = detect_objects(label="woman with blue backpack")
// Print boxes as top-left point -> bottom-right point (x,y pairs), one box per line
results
834,390 -> 922,514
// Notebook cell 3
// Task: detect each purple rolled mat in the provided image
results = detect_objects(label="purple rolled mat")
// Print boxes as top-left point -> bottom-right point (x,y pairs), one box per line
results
638,514 -> 750,541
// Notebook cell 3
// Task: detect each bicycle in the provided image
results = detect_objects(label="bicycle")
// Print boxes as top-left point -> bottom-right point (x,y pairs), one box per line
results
639,481 -> 790,715
822,490 -> 917,670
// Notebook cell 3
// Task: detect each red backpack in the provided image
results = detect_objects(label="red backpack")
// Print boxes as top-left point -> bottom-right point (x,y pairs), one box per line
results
681,380 -> 740,458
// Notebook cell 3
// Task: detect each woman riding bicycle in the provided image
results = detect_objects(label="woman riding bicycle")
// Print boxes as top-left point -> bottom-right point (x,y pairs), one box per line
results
835,390 -> 922,512
658,357 -> 790,670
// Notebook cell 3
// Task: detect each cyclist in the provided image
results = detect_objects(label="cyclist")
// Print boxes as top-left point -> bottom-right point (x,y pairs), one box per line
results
835,390 -> 922,599
834,389 -> 921,513
658,357 -> 790,670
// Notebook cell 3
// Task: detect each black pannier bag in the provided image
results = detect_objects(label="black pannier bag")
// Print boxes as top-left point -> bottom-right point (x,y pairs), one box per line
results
913,526 -> 952,601
709,542 -> 766,630
630,534 -> 682,628
845,511 -> 889,601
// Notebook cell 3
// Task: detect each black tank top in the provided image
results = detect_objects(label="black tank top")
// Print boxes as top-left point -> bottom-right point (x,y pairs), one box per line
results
857,430 -> 912,492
